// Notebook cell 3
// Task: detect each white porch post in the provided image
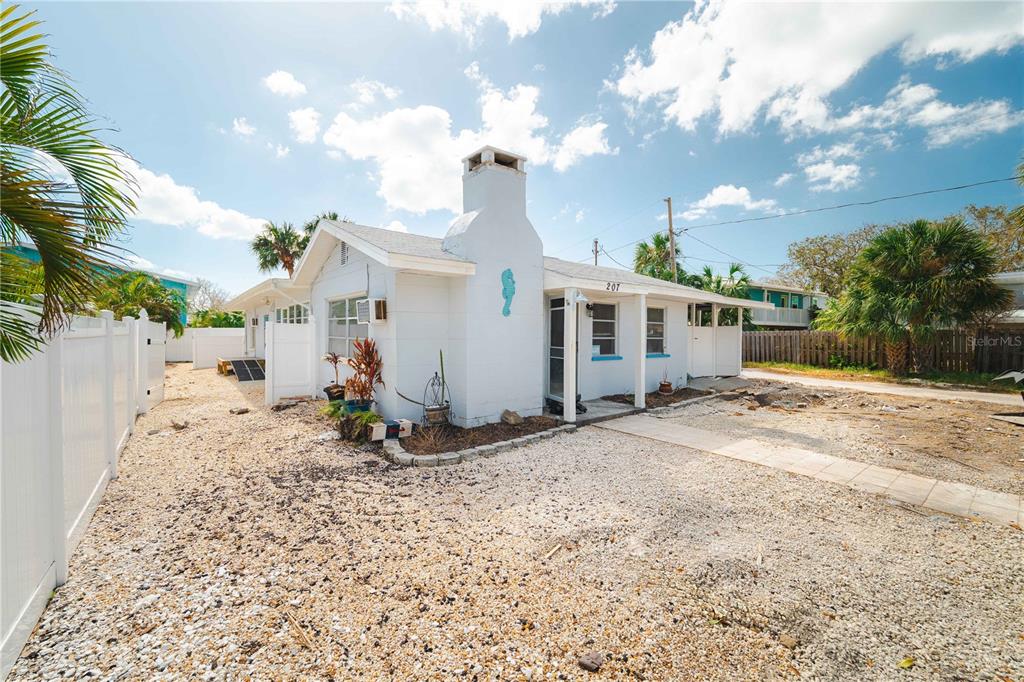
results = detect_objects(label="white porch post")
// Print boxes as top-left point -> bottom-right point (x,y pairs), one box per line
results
687,303 -> 694,380
564,288 -> 577,423
307,314 -> 317,399
711,304 -> 719,377
634,294 -> 646,408
264,321 -> 274,406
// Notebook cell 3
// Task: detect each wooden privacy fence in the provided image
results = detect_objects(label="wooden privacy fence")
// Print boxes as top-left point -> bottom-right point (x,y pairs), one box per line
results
743,330 -> 1024,374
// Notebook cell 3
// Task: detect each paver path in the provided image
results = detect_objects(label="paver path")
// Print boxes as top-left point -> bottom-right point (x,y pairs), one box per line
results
742,368 -> 1020,407
596,414 -> 1023,526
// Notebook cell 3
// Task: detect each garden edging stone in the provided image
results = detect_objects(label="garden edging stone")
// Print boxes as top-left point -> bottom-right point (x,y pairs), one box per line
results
386,424 -> 577,467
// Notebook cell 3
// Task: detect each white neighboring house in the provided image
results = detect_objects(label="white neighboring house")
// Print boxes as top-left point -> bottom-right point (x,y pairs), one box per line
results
228,145 -> 772,425
992,271 -> 1024,328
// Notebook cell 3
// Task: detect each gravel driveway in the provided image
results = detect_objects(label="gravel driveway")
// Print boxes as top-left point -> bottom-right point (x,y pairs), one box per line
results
9,364 -> 1023,681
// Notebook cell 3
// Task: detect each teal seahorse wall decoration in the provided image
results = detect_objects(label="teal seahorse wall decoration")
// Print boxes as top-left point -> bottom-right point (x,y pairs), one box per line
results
500,268 -> 516,317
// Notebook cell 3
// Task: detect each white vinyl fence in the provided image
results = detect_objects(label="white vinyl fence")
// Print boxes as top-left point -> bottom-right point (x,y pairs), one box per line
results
165,328 -> 194,363
1,306 -> 165,679
264,321 -> 315,405
191,328 -> 245,369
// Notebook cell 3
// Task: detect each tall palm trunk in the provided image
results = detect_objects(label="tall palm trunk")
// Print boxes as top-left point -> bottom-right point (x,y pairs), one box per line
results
884,339 -> 909,376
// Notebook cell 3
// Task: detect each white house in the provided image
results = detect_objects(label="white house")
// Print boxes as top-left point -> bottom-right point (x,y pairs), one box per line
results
227,146 -> 771,425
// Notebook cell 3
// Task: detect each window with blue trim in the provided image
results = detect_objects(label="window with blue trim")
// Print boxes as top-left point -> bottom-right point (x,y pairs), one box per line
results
591,303 -> 616,356
646,307 -> 665,354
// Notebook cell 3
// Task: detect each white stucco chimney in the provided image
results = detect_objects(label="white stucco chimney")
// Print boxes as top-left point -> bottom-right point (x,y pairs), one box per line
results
460,145 -> 527,215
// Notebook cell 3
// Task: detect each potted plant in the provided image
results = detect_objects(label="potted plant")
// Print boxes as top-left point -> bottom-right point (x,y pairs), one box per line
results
424,350 -> 450,425
659,370 -> 673,395
322,352 -> 346,401
344,338 -> 385,412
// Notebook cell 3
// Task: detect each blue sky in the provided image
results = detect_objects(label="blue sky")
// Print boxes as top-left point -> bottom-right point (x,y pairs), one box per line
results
29,1 -> 1024,295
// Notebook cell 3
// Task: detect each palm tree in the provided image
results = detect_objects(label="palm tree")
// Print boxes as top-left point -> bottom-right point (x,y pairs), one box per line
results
250,221 -> 303,277
92,271 -> 186,336
690,263 -> 754,327
633,233 -> 682,282
1,5 -> 136,362
300,211 -> 340,251
815,217 -> 1011,375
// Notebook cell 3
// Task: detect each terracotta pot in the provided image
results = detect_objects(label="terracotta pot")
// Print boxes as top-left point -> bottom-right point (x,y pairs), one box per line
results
658,381 -> 673,395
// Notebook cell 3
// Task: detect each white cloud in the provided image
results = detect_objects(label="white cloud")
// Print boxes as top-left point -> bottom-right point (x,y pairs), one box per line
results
288,107 -> 321,144
262,70 -> 307,97
323,65 -> 615,213
773,172 -> 794,187
553,121 -> 617,172
383,219 -> 409,233
325,150 -> 344,160
575,209 -> 586,224
615,2 -> 1023,135
231,117 -> 256,137
825,78 -> 1024,147
351,78 -> 401,105
803,161 -> 861,192
797,143 -> 862,192
124,254 -> 197,282
681,184 -> 777,221
388,0 -> 616,41
267,143 -> 290,158
120,158 -> 265,240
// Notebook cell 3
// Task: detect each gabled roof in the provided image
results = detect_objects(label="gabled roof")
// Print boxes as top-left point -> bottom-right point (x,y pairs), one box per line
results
543,257 -> 774,309
292,220 -> 476,285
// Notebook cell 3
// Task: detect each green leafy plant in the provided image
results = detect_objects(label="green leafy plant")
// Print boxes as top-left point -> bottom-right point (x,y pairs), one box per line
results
190,309 -> 243,328
1,5 -> 136,361
320,400 -> 382,442
92,271 -> 186,336
815,217 -> 1011,375
322,351 -> 344,386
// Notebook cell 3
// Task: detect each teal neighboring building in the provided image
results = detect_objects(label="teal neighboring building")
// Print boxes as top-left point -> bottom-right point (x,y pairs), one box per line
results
747,280 -> 828,329
7,243 -> 196,325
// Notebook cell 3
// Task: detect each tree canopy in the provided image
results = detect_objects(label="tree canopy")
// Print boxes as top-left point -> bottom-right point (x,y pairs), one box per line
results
0,5 -> 136,361
92,271 -> 186,336
775,225 -> 880,298
814,217 -> 1011,374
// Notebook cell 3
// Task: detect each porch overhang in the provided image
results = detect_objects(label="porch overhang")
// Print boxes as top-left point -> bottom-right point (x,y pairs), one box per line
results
542,269 -> 774,310
225,278 -> 311,311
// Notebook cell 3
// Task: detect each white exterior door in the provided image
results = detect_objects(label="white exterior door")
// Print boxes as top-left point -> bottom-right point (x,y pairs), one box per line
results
691,325 -> 715,377
146,320 -> 166,408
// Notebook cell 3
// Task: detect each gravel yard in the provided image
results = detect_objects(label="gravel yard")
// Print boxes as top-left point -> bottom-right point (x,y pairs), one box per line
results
669,380 -> 1024,496
9,364 -> 1023,681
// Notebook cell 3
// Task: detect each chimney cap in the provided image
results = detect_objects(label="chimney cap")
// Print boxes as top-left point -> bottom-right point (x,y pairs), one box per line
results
462,145 -> 526,173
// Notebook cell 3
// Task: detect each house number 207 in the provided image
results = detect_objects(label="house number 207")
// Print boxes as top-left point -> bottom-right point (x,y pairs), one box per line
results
605,282 -> 620,291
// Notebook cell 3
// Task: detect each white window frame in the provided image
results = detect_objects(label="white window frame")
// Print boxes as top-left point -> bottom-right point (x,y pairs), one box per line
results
275,303 -> 309,324
591,302 -> 617,356
646,306 -> 666,355
327,295 -> 366,358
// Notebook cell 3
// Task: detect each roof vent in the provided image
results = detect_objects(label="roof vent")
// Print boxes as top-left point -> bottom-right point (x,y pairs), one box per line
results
339,241 -> 349,266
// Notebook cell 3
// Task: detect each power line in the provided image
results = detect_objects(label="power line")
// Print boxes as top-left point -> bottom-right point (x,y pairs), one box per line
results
600,175 -> 1018,257
683,232 -> 777,276
599,247 -> 631,270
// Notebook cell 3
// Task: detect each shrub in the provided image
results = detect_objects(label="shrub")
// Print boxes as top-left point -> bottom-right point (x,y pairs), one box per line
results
321,400 -> 382,442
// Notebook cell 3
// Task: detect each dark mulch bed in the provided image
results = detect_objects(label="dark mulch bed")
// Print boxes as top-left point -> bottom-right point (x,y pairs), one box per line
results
602,387 -> 710,408
402,416 -> 559,455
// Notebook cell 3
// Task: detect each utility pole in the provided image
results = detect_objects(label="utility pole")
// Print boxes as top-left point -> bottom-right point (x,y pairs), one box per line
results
664,197 -> 678,283
593,239 -> 599,266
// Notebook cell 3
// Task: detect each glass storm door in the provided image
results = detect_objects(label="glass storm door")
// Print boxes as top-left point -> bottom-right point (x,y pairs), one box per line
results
548,297 -> 565,399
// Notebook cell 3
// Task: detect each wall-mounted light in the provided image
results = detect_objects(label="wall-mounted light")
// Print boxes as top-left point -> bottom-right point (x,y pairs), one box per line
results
585,302 -> 594,317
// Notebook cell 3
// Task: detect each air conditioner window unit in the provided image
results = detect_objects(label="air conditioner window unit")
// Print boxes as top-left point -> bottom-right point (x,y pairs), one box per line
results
356,298 -> 387,324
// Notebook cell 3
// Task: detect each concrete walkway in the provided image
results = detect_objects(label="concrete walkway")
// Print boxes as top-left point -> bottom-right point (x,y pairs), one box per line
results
596,414 -> 1022,526
742,368 -> 1020,407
